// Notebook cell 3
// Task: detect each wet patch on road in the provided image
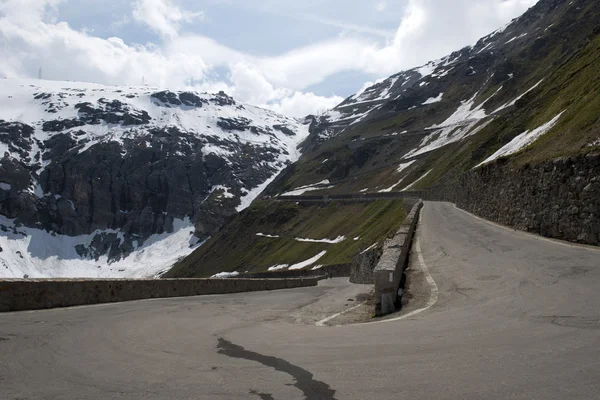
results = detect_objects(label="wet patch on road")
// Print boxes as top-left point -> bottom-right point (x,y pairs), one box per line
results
478,275 -> 501,281
217,338 -> 337,400
534,316 -> 600,329
249,389 -> 275,400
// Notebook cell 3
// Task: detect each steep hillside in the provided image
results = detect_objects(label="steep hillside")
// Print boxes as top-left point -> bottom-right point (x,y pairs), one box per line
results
0,79 -> 308,278
167,199 -> 407,278
270,0 -> 600,197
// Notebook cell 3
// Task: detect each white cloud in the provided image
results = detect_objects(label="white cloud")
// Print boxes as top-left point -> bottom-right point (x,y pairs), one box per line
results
132,0 -> 203,38
293,14 -> 393,38
0,0 -> 539,118
267,92 -> 344,119
376,1 -> 388,12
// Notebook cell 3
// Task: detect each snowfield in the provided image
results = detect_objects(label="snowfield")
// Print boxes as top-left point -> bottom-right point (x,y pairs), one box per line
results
0,78 -> 310,278
0,215 -> 200,279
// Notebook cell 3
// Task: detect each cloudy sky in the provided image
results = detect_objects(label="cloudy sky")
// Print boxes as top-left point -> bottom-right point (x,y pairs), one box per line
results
0,0 -> 538,117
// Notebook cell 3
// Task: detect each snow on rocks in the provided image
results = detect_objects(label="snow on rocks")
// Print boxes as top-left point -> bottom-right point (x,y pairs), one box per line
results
477,111 -> 566,167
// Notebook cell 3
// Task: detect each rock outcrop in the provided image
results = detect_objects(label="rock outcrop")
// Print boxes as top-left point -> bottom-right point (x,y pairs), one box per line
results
0,79 -> 308,278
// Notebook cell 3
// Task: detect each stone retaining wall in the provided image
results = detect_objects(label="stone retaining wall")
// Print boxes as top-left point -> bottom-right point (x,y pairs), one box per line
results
373,201 -> 423,316
409,153 -> 600,246
0,277 -> 320,312
349,245 -> 383,284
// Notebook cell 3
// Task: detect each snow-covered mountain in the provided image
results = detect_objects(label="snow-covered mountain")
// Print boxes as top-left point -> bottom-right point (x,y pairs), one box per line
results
275,0 -> 599,198
0,78 -> 309,278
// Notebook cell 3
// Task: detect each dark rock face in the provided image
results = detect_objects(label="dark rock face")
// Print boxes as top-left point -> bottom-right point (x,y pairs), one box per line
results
0,121 -> 35,160
0,81 -> 306,272
42,118 -> 85,132
151,91 -> 209,108
0,124 -> 288,262
151,90 -> 182,106
414,154 -> 600,246
75,100 -> 151,125
217,117 -> 253,132
273,124 -> 295,137
211,91 -> 236,107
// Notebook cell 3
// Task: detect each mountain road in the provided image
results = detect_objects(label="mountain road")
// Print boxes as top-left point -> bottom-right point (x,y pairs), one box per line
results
1,202 -> 599,399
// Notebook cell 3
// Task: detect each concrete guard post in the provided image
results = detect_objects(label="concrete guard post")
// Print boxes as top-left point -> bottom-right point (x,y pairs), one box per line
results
374,200 -> 423,316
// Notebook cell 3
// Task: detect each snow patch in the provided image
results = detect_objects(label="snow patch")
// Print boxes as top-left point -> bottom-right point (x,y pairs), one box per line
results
268,264 -> 289,271
0,183 -> 11,191
405,87 -> 503,158
505,33 -> 528,44
295,235 -> 345,244
492,79 -> 543,114
416,62 -> 437,78
379,161 -> 417,193
282,180 -> 334,196
288,251 -> 327,270
403,170 -> 433,191
477,111 -> 566,167
211,271 -> 240,279
256,233 -> 280,238
422,93 -> 443,105
360,243 -> 378,254
0,216 -> 200,278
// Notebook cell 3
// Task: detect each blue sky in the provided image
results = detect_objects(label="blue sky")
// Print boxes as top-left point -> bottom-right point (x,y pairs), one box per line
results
0,0 -> 537,116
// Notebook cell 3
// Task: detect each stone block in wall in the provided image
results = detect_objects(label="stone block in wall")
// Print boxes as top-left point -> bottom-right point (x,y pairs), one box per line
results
350,245 -> 383,284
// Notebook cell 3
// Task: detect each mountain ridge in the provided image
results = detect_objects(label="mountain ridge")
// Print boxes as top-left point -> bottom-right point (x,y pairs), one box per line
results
0,78 -> 309,278
270,0 -> 599,198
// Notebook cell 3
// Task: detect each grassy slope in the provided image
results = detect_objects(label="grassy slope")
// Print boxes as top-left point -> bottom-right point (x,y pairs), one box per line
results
410,34 -> 600,190
167,200 -> 407,278
266,0 -> 600,195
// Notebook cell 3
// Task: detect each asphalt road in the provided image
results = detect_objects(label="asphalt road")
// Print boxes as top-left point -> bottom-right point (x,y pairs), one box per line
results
1,202 -> 599,400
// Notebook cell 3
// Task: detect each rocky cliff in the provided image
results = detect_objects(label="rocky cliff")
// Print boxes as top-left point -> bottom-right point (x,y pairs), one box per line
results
0,79 -> 308,278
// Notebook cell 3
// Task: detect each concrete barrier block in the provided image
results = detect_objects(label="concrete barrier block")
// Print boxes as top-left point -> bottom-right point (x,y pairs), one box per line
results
373,200 -> 423,316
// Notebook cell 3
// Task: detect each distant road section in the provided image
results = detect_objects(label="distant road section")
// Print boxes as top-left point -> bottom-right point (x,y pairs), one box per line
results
1,202 -> 599,399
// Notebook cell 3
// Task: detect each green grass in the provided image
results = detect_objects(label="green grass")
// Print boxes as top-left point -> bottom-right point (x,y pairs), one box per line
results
166,200 -> 407,278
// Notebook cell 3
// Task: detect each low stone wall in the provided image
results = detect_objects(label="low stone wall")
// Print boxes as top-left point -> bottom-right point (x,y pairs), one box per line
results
0,277 -> 320,312
373,201 -> 423,316
409,153 -> 600,246
237,264 -> 351,279
349,245 -> 383,284
275,193 -> 420,202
